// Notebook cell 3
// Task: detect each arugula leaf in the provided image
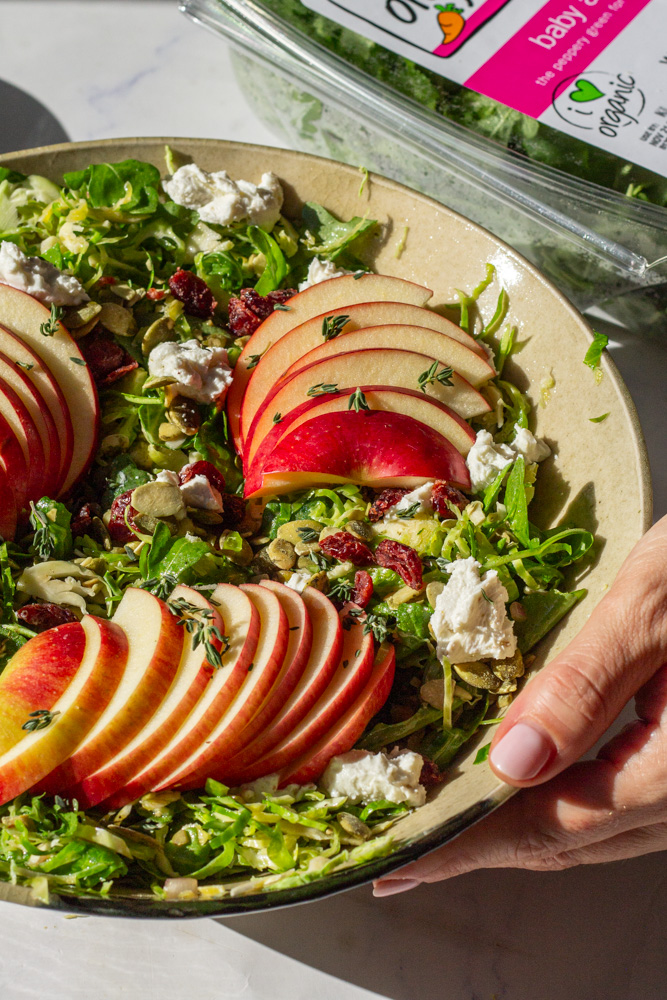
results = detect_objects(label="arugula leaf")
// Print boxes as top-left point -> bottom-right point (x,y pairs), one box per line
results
139,520 -> 174,582
301,201 -> 376,259
419,695 -> 489,769
357,705 -> 442,752
29,498 -> 72,561
513,589 -> 587,652
473,744 -> 490,765
193,408 -> 243,493
247,226 -> 288,295
99,455 -> 153,508
503,457 -> 529,546
195,250 -> 244,300
391,601 -> 433,640
63,159 -> 161,215
157,536 -> 211,584
583,331 -> 609,371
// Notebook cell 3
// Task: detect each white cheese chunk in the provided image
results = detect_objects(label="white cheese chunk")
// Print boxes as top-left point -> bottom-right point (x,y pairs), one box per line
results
285,570 -> 311,593
179,474 -> 223,512
148,339 -> 233,405
162,164 -> 283,230
298,257 -> 353,291
431,556 -> 516,663
383,481 -> 434,520
321,750 -> 426,807
0,241 -> 88,306
512,426 -> 551,464
466,427 -> 550,493
155,469 -> 180,486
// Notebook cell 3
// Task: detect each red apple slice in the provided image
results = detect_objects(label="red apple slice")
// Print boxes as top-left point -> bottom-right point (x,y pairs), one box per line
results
228,274 -> 433,449
0,378 -> 45,502
0,284 -> 98,492
218,586 -> 344,785
245,386 -> 475,483
0,325 -> 73,494
219,609 -> 375,786
37,588 -> 184,795
280,643 -> 396,786
0,352 -> 60,497
105,582 -> 259,810
240,301 -> 484,446
0,616 -> 128,805
71,585 -> 225,809
245,348 -> 490,461
159,583 -> 290,791
249,409 -> 471,498
0,460 -> 17,539
0,411 -> 29,517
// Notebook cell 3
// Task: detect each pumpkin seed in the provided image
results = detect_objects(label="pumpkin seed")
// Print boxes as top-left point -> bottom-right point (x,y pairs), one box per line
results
63,301 -> 102,329
110,283 -> 145,306
221,537 -> 254,566
425,581 -> 445,608
158,421 -> 187,444
141,316 -> 175,356
490,648 -> 524,682
386,585 -> 424,608
166,395 -> 201,436
345,519 -> 372,542
420,678 -> 444,709
99,433 -> 130,458
453,661 -> 501,691
309,571 -> 329,593
338,813 -> 371,839
98,302 -> 136,338
496,694 -> 514,710
131,481 -> 185,518
294,541 -> 320,556
277,519 -> 323,546
267,538 -> 297,570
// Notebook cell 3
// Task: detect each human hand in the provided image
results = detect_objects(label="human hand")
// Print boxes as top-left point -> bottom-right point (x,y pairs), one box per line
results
374,515 -> 667,896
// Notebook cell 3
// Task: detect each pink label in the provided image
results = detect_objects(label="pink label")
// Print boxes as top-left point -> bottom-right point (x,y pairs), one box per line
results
432,0 -> 511,58
465,0 -> 652,118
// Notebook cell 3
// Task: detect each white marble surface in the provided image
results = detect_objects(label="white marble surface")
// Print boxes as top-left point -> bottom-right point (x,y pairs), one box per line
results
0,4 -> 666,1000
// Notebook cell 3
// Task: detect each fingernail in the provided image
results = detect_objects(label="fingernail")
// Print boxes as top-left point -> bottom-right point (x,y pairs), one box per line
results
490,721 -> 554,781
372,878 -> 420,898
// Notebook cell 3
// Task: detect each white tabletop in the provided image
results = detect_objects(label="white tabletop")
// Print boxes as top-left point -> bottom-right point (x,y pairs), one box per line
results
0,4 -> 665,999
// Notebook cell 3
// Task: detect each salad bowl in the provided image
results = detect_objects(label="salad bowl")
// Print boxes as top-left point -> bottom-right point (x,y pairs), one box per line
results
0,137 -> 651,918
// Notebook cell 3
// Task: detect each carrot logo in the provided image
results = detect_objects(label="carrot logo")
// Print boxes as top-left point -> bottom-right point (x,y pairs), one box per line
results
435,4 -> 466,44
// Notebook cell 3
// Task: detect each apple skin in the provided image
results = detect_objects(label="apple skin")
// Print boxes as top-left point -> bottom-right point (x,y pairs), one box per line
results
104,583 -> 260,810
0,616 -> 128,806
244,385 -> 475,489
0,461 -> 17,540
247,409 -> 471,498
0,284 -> 98,493
244,348 -> 490,462
228,273 -> 433,450
240,300 -> 485,450
0,351 -> 60,498
217,585 -> 344,780
70,585 -> 225,809
0,377 -> 46,503
36,588 -> 184,796
0,410 -> 29,518
160,583 -> 291,792
0,324 -> 74,495
218,608 -> 375,787
280,642 -> 396,786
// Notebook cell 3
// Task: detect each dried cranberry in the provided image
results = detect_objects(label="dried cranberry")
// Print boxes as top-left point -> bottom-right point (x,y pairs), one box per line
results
17,603 -> 78,632
221,493 -> 246,529
431,481 -> 468,519
146,287 -> 166,301
227,287 -> 297,337
419,757 -> 443,787
352,570 -> 373,608
375,538 -> 423,590
368,488 -> 411,523
319,532 -> 375,567
168,269 -> 217,319
79,330 -> 138,388
107,489 -> 139,544
97,275 -> 116,287
179,460 -> 226,495
71,501 -> 102,538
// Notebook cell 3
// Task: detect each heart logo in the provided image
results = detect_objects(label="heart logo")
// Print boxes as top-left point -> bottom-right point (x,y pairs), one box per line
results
569,79 -> 604,103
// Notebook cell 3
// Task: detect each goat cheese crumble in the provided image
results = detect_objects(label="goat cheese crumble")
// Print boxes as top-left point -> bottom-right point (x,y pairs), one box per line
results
148,339 -> 233,405
297,257 -> 353,291
285,570 -> 311,593
162,165 -> 283,230
466,428 -> 551,493
321,750 -> 426,807
431,557 -> 516,663
383,481 -> 434,520
0,242 -> 88,307
155,469 -> 222,512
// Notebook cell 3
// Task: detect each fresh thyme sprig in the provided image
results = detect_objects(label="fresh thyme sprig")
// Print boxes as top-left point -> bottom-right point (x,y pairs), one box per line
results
29,503 -> 56,561
297,527 -> 319,543
39,303 -> 63,337
167,597 -> 230,669
22,709 -> 60,733
321,314 -> 349,341
348,387 -> 369,413
141,573 -> 178,601
307,382 -> 338,397
396,502 -> 421,519
327,578 -> 354,603
417,362 -> 454,393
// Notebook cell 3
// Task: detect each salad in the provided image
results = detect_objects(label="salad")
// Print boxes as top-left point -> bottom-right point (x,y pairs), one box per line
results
0,150 -> 594,905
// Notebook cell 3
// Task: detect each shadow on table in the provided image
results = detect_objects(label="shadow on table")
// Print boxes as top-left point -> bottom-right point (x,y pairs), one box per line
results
0,80 -> 69,155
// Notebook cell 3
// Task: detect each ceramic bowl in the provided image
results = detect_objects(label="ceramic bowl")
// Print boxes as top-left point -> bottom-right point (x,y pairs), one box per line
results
0,138 -> 651,917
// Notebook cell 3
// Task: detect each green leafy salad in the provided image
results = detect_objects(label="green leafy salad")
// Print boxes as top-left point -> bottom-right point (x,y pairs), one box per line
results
0,151 -> 594,904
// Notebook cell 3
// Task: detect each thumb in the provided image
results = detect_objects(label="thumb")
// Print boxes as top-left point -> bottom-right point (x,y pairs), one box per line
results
488,516 -> 667,787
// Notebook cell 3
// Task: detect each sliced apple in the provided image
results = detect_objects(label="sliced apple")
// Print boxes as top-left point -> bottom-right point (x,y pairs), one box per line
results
0,378 -> 45,503
0,616 -> 128,805
0,324 -> 74,494
228,273 -> 433,449
218,609 -> 375,786
105,582 -> 259,810
0,284 -> 98,493
0,461 -> 17,539
245,385 -> 476,485
71,586 -> 225,809
0,411 -> 29,518
245,348 -> 490,461
0,351 -> 60,498
280,643 -> 396,786
37,588 -> 184,796
159,583 -> 290,791
219,586 -> 344,785
240,300 -> 483,445
248,409 -> 471,498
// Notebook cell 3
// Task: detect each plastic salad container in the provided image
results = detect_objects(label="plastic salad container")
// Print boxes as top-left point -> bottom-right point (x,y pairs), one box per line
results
181,0 -> 667,325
